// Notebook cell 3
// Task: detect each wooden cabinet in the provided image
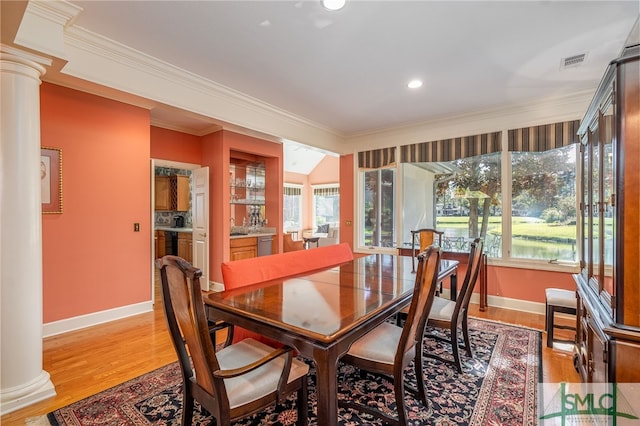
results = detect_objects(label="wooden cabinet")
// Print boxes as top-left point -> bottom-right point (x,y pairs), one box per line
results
177,232 -> 192,263
574,45 -> 640,384
155,175 -> 190,211
230,237 -> 257,261
154,177 -> 171,211
155,230 -> 166,259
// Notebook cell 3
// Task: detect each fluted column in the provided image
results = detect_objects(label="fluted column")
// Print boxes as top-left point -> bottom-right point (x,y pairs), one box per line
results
0,45 -> 56,414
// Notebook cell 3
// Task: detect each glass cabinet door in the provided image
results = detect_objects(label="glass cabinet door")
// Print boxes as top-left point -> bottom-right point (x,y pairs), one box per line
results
601,98 -> 616,311
581,139 -> 590,282
589,128 -> 601,292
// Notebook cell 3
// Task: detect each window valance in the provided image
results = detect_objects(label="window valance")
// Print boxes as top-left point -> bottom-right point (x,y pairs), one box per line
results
508,120 -> 580,152
284,186 -> 302,196
358,147 -> 396,169
313,186 -> 339,196
400,132 -> 501,163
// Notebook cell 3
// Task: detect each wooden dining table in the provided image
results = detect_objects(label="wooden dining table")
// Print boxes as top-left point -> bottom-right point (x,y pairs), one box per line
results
203,254 -> 458,425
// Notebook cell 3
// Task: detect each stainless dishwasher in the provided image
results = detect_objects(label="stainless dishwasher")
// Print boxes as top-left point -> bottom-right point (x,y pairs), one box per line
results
257,235 -> 273,257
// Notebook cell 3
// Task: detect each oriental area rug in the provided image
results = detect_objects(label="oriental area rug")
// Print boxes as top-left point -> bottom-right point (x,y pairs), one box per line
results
43,319 -> 541,426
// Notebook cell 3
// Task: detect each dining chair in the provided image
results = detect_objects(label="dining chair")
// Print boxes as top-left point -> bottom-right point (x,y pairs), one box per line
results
410,228 -> 444,272
425,238 -> 483,373
157,255 -> 309,426
338,246 -> 442,426
283,232 -> 305,252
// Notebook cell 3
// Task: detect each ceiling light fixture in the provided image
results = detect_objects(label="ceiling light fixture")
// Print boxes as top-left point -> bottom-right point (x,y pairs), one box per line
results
322,0 -> 346,11
408,79 -> 423,89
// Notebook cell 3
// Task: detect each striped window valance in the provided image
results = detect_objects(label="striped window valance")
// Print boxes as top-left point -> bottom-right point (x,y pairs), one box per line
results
400,132 -> 501,163
508,120 -> 580,152
284,186 -> 302,196
313,186 -> 339,196
358,147 -> 396,169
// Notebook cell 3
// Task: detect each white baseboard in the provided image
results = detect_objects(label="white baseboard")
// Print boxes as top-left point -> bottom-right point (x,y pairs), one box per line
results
438,289 -> 547,315
42,301 -> 153,338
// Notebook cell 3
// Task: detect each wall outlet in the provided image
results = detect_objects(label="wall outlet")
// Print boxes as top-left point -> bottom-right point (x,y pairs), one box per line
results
134,223 -> 140,232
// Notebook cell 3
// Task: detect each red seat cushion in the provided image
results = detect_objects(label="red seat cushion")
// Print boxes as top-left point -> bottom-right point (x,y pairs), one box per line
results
221,242 -> 353,289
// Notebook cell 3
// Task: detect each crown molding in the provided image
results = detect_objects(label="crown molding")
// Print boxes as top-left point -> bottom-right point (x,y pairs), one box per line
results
344,90 -> 592,153
58,24 -> 345,152
14,0 -> 82,61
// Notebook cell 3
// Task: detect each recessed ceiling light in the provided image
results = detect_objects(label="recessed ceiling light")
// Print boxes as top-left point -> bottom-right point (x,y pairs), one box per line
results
322,0 -> 346,11
408,79 -> 423,89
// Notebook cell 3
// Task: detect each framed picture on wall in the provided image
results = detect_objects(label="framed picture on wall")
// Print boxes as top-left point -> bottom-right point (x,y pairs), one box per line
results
41,147 -> 62,214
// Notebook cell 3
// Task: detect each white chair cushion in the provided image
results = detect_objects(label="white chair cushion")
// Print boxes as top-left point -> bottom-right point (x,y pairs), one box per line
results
428,296 -> 455,321
217,338 -> 309,409
545,288 -> 576,309
347,322 -> 413,364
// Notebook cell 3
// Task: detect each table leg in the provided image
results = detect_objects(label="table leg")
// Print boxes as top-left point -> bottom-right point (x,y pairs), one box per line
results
313,348 -> 339,425
479,253 -> 487,311
450,271 -> 458,301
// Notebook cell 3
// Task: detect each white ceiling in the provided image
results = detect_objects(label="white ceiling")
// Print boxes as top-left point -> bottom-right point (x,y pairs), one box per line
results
5,1 -> 639,173
68,0 -> 638,135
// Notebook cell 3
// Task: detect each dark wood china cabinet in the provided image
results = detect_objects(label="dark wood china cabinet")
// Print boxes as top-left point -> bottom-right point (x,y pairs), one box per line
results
574,44 -> 640,383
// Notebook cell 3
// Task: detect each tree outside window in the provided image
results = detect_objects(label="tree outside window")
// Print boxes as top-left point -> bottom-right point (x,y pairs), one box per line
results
418,147 -> 577,261
511,145 -> 577,261
434,153 -> 502,254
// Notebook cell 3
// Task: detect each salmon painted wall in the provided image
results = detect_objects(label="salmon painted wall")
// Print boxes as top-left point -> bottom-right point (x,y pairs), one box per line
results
202,130 -> 283,284
309,155 -> 339,184
150,126 -> 202,164
486,265 -> 575,303
437,261 -> 574,305
201,130 -> 225,285
40,83 -> 151,323
340,154 -> 355,249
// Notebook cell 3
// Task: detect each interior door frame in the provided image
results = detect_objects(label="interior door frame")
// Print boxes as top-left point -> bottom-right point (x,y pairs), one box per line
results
150,159 -> 202,304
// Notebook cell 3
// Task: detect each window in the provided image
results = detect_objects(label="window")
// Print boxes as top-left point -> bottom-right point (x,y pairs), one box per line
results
283,184 -> 302,231
362,169 -> 396,248
510,145 -> 578,262
313,185 -> 339,228
433,153 -> 502,255
397,121 -> 580,265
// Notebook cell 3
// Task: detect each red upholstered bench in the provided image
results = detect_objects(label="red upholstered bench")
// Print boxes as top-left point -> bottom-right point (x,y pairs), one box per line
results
220,242 -> 354,344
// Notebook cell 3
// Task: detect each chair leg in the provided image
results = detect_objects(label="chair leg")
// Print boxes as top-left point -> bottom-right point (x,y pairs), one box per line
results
182,385 -> 194,426
546,303 -> 554,348
414,342 -> 428,406
450,326 -> 463,373
395,372 -> 408,426
296,378 -> 308,426
461,314 -> 472,358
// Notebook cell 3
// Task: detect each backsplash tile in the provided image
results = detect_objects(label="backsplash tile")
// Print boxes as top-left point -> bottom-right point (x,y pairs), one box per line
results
154,167 -> 192,227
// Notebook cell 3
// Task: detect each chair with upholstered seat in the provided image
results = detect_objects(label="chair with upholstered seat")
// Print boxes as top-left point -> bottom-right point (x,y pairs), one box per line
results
545,288 -> 577,348
157,255 -> 309,426
425,238 -> 483,373
338,246 -> 441,425
410,228 -> 444,272
283,233 -> 305,252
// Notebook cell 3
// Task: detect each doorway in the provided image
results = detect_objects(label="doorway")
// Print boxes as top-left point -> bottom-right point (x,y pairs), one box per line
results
150,159 -> 203,304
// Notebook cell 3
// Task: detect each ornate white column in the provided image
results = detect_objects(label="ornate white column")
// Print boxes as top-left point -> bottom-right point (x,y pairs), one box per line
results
0,45 -> 56,414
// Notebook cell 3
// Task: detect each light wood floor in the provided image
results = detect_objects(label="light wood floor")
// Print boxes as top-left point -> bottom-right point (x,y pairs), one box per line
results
2,285 -> 580,425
